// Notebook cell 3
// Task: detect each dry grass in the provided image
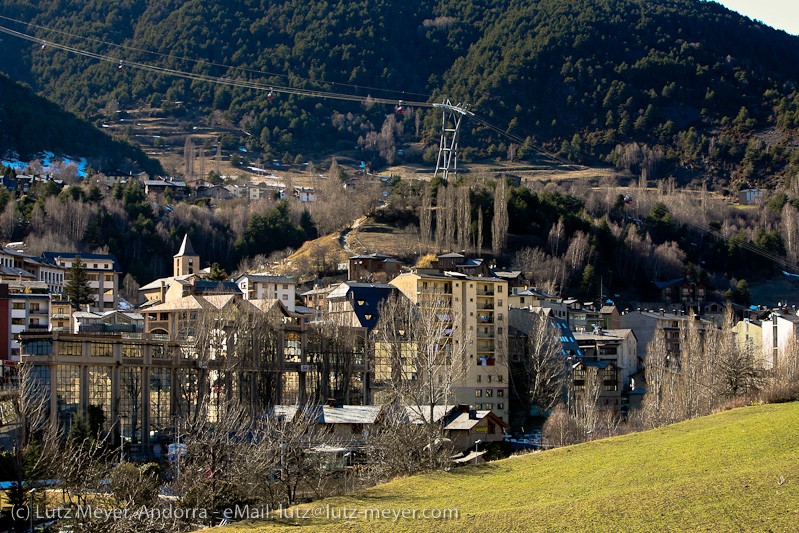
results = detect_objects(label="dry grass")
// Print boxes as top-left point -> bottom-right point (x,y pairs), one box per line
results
219,402 -> 799,532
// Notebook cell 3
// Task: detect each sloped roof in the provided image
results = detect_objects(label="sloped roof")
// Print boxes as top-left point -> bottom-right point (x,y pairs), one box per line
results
175,234 -> 197,257
307,405 -> 383,425
143,295 -> 215,312
652,278 -> 686,289
0,267 -> 36,278
41,251 -> 121,271
236,274 -> 294,284
139,274 -> 195,291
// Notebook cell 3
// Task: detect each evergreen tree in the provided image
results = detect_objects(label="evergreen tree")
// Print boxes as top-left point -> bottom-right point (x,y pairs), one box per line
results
207,262 -> 228,282
65,256 -> 95,310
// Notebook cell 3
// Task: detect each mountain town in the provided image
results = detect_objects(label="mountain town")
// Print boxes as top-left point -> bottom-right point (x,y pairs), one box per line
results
0,0 -> 798,531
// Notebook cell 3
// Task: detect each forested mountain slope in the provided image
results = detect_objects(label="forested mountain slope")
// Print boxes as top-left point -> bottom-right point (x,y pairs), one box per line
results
1,0 -> 799,184
0,72 -> 161,172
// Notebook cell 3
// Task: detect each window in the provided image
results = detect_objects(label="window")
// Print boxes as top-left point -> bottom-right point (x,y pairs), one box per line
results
498,285 -> 503,293
475,389 -> 482,397
11,318 -> 24,325
12,302 -> 24,310
24,340 -> 52,355
105,274 -> 113,282
283,284 -> 288,289
497,389 -> 504,397
282,294 -> 288,300
152,344 -> 168,359
498,299 -> 502,306
122,344 -> 143,358
497,403 -> 504,410
498,375 -> 503,383
485,389 -> 493,397
477,375 -> 481,382
90,342 -> 113,357
487,375 -> 492,383
60,341 -> 82,356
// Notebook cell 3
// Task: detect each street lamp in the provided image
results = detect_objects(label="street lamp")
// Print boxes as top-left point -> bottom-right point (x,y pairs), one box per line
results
29,487 -> 36,533
118,414 -> 129,464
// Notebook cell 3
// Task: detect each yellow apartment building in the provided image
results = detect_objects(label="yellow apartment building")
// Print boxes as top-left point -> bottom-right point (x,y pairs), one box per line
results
389,272 -> 510,422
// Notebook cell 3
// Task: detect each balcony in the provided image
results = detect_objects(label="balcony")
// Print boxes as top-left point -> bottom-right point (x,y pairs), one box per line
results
477,302 -> 494,310
476,330 -> 495,339
476,288 -> 494,296
477,313 -> 494,325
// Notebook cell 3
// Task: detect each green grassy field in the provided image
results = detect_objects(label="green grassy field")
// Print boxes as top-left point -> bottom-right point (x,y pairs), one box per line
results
222,403 -> 799,532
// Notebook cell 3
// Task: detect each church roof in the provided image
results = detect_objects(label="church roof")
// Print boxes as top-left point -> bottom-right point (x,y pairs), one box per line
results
175,234 -> 197,257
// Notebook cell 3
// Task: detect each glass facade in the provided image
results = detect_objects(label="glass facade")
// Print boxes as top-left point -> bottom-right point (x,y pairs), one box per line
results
149,367 -> 171,435
119,367 -> 143,442
87,366 -> 113,433
56,365 -> 81,429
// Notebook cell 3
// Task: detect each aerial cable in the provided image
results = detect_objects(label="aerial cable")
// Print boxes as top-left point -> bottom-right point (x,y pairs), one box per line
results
0,13 -> 433,100
0,21 -> 576,169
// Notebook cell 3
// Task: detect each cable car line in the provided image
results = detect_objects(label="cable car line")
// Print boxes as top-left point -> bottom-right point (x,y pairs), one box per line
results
0,20 -> 578,170
0,13 -> 433,101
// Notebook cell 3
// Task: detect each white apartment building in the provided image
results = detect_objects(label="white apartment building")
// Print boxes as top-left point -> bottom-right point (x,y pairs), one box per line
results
41,252 -> 120,312
235,274 -> 296,311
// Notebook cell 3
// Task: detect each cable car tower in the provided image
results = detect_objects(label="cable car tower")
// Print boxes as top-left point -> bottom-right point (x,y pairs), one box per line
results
433,100 -> 473,181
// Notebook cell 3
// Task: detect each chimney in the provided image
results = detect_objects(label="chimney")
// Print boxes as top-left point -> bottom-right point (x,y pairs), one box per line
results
457,403 -> 470,412
160,280 -> 166,302
326,398 -> 340,408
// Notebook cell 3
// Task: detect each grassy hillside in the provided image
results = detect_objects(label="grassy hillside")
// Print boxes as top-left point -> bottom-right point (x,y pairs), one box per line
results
222,402 -> 799,532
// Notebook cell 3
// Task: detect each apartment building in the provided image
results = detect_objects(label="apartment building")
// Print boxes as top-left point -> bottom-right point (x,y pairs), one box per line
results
761,310 -> 799,369
235,274 -> 296,311
389,271 -> 510,422
3,281 -> 51,360
41,252 -> 120,312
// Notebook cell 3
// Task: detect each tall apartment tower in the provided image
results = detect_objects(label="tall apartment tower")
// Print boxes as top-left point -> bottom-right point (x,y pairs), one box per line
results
389,272 -> 510,422
174,235 -> 200,276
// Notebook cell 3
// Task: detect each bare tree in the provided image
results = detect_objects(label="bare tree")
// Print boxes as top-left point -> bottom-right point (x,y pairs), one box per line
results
0,198 -> 17,241
456,185 -> 470,253
371,290 -> 469,471
509,310 -> 568,415
419,186 -> 433,254
491,177 -> 509,256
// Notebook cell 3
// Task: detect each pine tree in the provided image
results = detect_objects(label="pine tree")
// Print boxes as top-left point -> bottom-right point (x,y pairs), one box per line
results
65,256 -> 95,310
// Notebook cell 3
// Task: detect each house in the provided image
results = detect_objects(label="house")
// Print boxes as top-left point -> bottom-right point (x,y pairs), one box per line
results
652,278 -> 707,305
441,405 -> 509,452
399,404 -> 509,453
426,253 -> 492,277
619,310 -> 710,361
492,271 -> 528,289
732,318 -> 762,361
305,402 -> 384,442
738,189 -> 764,206
235,274 -> 296,311
348,254 -> 404,282
324,282 -> 398,330
73,310 -> 144,334
761,310 -> 799,369
573,327 -> 638,391
300,285 -> 336,312
572,359 -> 622,411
